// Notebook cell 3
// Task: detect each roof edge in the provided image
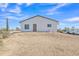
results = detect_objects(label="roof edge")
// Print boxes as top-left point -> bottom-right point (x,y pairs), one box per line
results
20,15 -> 59,23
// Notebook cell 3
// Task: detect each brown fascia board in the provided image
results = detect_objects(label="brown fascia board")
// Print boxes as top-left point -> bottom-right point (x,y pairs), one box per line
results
19,15 -> 59,23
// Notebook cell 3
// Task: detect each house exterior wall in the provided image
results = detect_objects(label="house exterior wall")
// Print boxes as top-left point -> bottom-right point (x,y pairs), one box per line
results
20,16 -> 58,32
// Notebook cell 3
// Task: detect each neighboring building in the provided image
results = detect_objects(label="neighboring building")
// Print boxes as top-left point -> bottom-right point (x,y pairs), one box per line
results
65,27 -> 79,34
20,15 -> 59,32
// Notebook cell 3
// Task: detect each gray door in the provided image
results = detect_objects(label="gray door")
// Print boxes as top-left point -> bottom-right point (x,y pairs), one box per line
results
33,24 -> 37,32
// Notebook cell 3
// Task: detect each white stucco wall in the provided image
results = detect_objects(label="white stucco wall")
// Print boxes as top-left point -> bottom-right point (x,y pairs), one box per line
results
20,16 -> 59,32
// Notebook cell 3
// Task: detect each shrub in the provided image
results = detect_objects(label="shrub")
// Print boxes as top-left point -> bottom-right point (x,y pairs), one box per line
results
0,28 -> 9,39
57,30 -> 64,33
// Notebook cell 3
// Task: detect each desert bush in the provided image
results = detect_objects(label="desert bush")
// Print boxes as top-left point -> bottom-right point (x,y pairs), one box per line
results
0,28 -> 9,39
57,29 -> 64,33
2,31 -> 9,39
0,39 -> 3,47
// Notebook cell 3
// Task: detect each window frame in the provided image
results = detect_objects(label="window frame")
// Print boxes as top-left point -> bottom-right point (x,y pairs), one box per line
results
47,24 -> 52,27
24,24 -> 29,29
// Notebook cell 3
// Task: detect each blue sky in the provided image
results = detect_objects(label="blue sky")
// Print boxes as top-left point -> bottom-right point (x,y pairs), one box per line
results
0,3 -> 79,29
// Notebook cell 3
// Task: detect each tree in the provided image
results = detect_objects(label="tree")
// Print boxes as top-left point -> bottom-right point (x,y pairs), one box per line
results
63,27 -> 70,32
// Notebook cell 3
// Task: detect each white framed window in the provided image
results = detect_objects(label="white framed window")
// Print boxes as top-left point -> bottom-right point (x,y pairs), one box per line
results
25,24 -> 29,29
47,24 -> 52,27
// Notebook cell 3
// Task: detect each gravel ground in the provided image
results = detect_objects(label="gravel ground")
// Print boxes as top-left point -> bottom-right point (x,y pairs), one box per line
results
0,32 -> 79,56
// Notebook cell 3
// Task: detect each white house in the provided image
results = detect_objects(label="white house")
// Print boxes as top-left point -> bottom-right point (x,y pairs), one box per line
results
20,15 -> 59,32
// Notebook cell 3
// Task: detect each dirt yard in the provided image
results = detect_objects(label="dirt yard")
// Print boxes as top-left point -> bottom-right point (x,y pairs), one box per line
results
0,32 -> 79,56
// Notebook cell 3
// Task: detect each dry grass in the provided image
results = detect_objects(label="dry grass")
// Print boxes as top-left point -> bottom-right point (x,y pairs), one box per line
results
0,32 -> 79,56
0,30 -> 9,39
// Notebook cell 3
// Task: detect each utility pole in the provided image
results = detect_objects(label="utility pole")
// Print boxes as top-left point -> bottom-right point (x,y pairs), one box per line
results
6,18 -> 9,31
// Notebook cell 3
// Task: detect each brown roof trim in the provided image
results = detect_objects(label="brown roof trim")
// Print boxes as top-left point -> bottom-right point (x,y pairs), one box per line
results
20,15 -> 59,23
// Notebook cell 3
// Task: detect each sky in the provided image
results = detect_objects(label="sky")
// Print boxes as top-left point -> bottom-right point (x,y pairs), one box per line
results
0,3 -> 79,29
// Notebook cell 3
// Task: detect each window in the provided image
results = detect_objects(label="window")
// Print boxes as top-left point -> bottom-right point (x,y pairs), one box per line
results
25,24 -> 29,29
47,24 -> 52,27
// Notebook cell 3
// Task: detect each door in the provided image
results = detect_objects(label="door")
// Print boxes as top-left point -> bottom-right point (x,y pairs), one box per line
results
33,24 -> 37,32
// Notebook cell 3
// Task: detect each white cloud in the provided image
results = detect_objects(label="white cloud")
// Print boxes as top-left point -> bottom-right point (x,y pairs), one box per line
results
5,15 -> 29,21
0,3 -> 8,8
17,3 -> 23,6
17,3 -> 33,6
0,13 -> 13,17
46,11 -> 61,15
64,17 -> 79,22
46,3 -> 70,15
1,8 -> 6,12
6,16 -> 18,20
48,3 -> 68,12
0,3 -> 8,12
26,3 -> 33,6
9,5 -> 21,14
0,16 -> 18,23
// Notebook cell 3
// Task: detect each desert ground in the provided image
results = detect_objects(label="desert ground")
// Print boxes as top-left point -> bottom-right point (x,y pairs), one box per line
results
0,32 -> 79,56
